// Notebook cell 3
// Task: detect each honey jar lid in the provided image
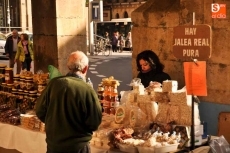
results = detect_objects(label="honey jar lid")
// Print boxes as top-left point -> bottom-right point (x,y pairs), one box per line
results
1,83 -> 6,85
20,75 -> 25,79
29,90 -> 37,94
0,64 -> 7,68
14,74 -> 20,78
25,76 -> 33,80
5,67 -> 13,70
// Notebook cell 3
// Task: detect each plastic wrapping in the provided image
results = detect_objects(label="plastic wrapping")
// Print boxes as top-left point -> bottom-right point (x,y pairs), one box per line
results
138,101 -> 158,124
129,78 -> 145,95
114,105 -> 130,125
98,114 -> 115,129
167,104 -> 180,124
155,103 -> 170,123
209,135 -> 230,153
129,106 -> 147,128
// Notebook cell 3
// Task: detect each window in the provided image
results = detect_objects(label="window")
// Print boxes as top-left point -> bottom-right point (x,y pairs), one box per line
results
124,11 -> 128,18
116,13 -> 120,18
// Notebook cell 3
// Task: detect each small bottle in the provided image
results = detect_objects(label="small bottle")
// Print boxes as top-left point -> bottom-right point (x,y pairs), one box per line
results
87,78 -> 93,88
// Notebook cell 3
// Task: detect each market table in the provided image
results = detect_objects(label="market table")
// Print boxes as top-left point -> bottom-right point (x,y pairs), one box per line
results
0,122 -> 211,153
0,122 -> 124,153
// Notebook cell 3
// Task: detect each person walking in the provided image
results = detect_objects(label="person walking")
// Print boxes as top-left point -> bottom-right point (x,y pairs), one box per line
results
4,29 -> 21,74
36,51 -> 102,153
15,33 -> 34,72
111,32 -> 118,52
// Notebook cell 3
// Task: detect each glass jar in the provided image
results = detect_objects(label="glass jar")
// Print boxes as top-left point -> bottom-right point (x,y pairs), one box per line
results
25,77 -> 34,91
37,83 -> 46,93
5,67 -> 14,84
0,64 -> 6,84
28,92 -> 37,110
19,78 -> 26,90
97,84 -> 104,101
6,84 -> 14,93
13,75 -> 20,89
1,83 -> 7,92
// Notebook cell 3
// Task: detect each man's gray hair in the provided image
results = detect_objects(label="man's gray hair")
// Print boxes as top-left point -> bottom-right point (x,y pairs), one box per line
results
67,51 -> 89,71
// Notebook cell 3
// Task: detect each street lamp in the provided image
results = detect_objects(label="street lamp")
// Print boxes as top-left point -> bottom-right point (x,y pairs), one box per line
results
7,0 -> 11,32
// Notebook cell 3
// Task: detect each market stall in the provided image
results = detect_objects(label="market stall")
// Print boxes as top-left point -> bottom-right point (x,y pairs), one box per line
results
0,66 -> 218,153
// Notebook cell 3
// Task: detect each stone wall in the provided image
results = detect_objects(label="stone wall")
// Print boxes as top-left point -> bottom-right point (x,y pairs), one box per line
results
131,0 -> 230,104
31,0 -> 87,75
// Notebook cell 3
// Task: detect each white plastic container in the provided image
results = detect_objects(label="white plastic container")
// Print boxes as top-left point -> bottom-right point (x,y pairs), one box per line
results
154,143 -> 179,153
118,143 -> 138,153
137,146 -> 155,153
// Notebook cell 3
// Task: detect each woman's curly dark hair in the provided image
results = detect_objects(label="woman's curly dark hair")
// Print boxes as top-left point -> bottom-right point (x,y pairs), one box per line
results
136,50 -> 165,73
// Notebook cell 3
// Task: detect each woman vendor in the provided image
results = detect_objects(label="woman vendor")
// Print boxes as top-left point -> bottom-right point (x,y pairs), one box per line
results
136,50 -> 171,88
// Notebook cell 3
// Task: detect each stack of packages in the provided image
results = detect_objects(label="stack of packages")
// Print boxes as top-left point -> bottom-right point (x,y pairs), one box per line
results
115,78 -> 158,128
0,104 -> 20,125
20,114 -> 45,132
114,78 -> 202,150
154,80 -> 202,148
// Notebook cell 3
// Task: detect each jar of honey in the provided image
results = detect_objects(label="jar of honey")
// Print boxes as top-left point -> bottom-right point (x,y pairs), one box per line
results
5,68 -> 13,84
0,64 -> 6,84
25,77 -> 34,91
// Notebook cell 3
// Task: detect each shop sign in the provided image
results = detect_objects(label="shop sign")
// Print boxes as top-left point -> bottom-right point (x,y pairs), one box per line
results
173,25 -> 212,60
91,1 -> 103,22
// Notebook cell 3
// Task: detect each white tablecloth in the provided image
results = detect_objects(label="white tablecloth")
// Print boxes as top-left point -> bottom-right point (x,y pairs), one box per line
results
0,123 -> 46,153
0,123 -> 123,153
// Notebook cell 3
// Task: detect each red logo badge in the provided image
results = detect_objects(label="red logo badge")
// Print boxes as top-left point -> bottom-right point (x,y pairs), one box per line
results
211,3 -> 226,18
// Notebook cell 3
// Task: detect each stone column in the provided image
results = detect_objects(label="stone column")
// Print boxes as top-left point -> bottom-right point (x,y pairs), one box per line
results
31,0 -> 87,75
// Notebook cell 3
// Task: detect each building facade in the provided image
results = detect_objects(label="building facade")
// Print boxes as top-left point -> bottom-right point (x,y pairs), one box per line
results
96,0 -> 146,38
103,0 -> 146,21
0,0 -> 32,33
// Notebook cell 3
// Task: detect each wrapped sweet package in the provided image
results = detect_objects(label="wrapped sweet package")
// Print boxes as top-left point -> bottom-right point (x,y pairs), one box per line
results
169,90 -> 187,106
115,105 -> 131,126
129,106 -> 147,128
154,91 -> 170,103
138,102 -> 158,123
179,105 -> 192,126
162,80 -> 178,92
167,104 -> 180,124
155,103 -> 170,123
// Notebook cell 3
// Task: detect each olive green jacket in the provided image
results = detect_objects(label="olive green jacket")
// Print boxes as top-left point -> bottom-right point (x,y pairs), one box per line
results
35,76 -> 102,152
15,41 -> 34,62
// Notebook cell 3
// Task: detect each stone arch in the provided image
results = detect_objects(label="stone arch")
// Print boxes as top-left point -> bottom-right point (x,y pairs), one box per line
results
124,11 -> 128,18
116,13 -> 120,18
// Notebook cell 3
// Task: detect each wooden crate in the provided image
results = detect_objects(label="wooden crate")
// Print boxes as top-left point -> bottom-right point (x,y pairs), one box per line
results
218,112 -> 230,144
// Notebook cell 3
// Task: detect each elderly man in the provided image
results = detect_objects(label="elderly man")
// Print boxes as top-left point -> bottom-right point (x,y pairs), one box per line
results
36,51 -> 102,153
4,29 -> 21,74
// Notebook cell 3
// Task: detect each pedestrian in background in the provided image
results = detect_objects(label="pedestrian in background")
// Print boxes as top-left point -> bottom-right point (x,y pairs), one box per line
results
104,31 -> 111,51
118,33 -> 125,52
136,50 -> 171,88
111,32 -> 118,52
15,33 -> 34,72
4,29 -> 21,74
125,32 -> 132,51
36,51 -> 102,153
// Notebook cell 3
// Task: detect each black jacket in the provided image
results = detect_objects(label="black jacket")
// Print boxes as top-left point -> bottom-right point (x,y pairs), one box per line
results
4,35 -> 21,58
137,70 -> 171,88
